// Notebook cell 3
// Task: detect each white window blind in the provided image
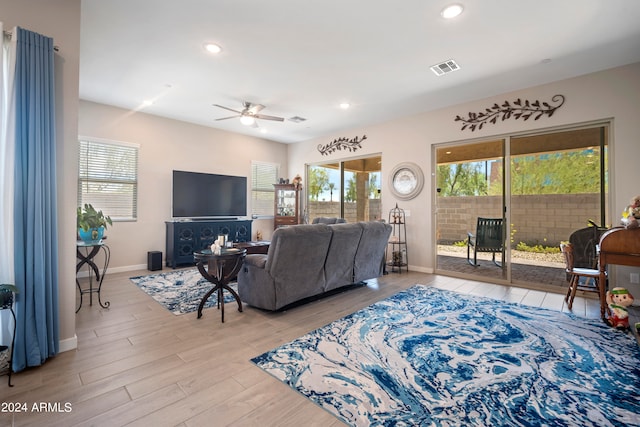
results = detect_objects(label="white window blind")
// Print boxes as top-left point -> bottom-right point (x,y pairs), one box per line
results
251,161 -> 278,217
78,138 -> 139,221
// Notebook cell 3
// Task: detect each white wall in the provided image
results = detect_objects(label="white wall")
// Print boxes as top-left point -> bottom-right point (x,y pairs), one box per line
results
1,0 -> 82,352
288,63 -> 640,297
78,101 -> 288,271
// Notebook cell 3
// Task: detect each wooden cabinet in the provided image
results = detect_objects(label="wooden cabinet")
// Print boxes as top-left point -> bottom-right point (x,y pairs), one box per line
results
165,219 -> 252,268
274,184 -> 300,229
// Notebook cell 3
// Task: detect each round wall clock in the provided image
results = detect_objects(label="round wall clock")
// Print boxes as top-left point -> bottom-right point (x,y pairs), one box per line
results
389,162 -> 424,200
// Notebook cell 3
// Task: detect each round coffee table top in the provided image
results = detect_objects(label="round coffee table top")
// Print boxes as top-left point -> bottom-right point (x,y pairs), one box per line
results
194,248 -> 247,260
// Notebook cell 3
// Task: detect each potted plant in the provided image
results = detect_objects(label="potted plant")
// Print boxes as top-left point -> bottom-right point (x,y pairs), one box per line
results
0,284 -> 18,309
77,203 -> 112,242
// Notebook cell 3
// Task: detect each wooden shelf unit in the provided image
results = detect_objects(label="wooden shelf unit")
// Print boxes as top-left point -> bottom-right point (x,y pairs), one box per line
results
273,184 -> 300,229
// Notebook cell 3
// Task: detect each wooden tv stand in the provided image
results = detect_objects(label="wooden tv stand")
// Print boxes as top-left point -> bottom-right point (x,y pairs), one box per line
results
165,219 -> 252,268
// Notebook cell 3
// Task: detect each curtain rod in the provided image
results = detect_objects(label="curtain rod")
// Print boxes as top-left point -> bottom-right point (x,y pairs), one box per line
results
3,29 -> 60,52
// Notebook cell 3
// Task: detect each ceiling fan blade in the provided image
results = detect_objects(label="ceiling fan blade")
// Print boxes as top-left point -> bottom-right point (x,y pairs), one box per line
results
213,104 -> 242,114
254,113 -> 285,122
215,115 -> 241,121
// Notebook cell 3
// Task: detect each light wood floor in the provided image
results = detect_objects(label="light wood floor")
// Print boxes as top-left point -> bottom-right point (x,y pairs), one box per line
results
0,269 -> 606,426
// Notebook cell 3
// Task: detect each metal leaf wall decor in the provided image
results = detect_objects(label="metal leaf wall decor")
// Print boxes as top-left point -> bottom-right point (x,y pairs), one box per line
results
318,134 -> 367,156
454,94 -> 565,132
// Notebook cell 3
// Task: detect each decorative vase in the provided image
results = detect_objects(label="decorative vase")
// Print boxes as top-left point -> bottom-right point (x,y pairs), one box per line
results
78,226 -> 104,243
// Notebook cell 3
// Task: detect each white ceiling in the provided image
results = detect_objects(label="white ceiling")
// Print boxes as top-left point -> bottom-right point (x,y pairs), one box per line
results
80,0 -> 640,144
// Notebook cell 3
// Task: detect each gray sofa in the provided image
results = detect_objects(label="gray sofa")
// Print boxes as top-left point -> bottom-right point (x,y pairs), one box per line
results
237,221 -> 392,311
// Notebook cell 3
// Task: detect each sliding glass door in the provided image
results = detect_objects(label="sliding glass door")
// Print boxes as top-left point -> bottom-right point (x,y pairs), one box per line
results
306,155 -> 382,223
508,126 -> 608,287
435,140 -> 507,282
435,124 -> 609,290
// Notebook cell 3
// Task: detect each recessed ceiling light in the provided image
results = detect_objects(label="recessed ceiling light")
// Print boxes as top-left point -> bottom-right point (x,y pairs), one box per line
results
204,43 -> 222,54
340,102 -> 350,109
441,4 -> 463,19
142,100 -> 153,106
260,129 -> 268,134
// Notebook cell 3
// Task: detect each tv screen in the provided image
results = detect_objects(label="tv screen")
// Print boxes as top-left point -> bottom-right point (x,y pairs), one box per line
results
172,170 -> 247,218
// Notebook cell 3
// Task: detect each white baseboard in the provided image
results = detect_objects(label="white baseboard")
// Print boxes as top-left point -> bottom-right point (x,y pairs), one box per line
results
407,265 -> 433,274
59,334 -> 78,353
108,264 -> 147,274
77,263 -> 147,278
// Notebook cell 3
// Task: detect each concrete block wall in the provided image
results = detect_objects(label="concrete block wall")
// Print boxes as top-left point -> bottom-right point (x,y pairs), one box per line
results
307,200 -> 382,223
437,193 -> 602,247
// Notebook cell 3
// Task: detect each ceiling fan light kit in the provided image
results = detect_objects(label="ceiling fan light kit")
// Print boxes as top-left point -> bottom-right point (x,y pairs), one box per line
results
240,115 -> 255,126
214,101 -> 285,127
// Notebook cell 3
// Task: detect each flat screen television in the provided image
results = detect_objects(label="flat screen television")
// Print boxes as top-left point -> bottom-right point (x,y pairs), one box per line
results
172,170 -> 247,218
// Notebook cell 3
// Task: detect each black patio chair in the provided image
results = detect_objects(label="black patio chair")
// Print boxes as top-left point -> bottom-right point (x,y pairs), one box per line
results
568,221 -> 607,269
467,217 -> 505,267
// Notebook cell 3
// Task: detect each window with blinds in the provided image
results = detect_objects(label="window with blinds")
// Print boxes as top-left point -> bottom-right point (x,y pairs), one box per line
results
78,138 -> 139,221
251,161 -> 279,217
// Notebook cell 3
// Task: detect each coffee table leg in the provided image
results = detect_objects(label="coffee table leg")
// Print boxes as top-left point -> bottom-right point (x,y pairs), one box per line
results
221,284 -> 243,313
197,285 -> 219,319
219,287 -> 225,323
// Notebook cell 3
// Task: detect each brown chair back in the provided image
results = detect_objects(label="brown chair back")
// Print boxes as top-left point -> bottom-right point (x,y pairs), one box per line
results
560,242 -> 574,271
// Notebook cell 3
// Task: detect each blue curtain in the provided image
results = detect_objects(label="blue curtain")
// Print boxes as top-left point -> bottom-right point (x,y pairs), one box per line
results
12,27 -> 59,371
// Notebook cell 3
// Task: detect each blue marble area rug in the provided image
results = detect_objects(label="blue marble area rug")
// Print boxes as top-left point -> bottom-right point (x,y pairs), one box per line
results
130,268 -> 238,315
251,285 -> 640,426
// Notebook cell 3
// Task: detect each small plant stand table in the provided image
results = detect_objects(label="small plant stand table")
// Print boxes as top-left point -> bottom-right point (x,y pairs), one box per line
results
76,239 -> 111,312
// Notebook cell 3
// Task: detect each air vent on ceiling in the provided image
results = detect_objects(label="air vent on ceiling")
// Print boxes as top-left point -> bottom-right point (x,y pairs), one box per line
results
430,59 -> 461,76
288,116 -> 307,123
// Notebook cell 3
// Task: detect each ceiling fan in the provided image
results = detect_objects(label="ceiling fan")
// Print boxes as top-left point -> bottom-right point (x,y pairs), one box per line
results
213,101 -> 284,127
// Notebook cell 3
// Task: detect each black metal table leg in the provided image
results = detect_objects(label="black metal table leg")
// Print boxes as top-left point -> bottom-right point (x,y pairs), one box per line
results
76,241 -> 111,312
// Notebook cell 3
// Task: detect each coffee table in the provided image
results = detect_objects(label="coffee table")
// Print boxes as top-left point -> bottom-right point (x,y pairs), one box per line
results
193,248 -> 247,323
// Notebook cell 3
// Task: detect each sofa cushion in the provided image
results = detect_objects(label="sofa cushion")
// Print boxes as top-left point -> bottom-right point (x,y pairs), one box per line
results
354,221 -> 392,282
324,222 -> 363,291
266,224 -> 333,307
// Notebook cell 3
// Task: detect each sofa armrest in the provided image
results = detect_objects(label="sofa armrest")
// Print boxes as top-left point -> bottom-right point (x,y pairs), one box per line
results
244,254 -> 267,269
238,254 -> 276,310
